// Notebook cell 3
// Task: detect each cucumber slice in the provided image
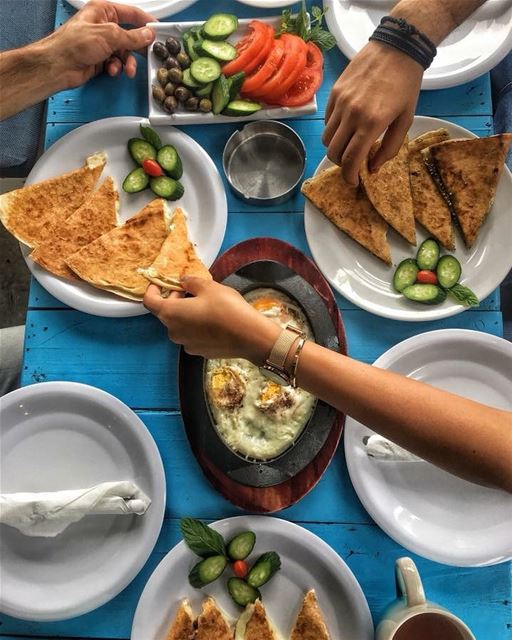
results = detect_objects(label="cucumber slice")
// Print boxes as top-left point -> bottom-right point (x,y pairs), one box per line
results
190,57 -> 221,84
227,531 -> 256,561
200,39 -> 237,62
402,284 -> 447,305
227,72 -> 245,100
228,578 -> 261,608
416,238 -> 440,270
393,258 -> 419,293
157,145 -> 183,179
189,555 -> 227,588
128,138 -> 157,165
122,167 -> 149,193
150,176 -> 184,200
223,100 -> 262,117
202,13 -> 238,41
212,75 -> 230,115
195,81 -> 213,97
184,34 -> 199,61
436,255 -> 462,289
247,552 -> 281,588
182,68 -> 203,88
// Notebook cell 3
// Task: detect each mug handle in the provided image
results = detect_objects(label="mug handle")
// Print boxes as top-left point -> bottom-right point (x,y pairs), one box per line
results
395,557 -> 426,608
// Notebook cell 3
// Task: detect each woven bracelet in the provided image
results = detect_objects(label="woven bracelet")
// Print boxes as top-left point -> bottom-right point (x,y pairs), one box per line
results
381,15 -> 437,58
370,25 -> 433,70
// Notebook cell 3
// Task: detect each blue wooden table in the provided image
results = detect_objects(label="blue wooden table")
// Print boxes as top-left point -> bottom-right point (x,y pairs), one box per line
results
1,1 -> 510,638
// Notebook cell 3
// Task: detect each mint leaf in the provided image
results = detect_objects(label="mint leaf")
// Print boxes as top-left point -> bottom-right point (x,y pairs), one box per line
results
309,26 -> 336,50
311,5 -> 323,20
448,284 -> 479,307
279,0 -> 336,50
140,124 -> 162,150
180,517 -> 226,558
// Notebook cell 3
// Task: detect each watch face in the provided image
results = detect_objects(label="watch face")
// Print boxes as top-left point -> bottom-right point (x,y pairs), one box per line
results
259,366 -> 289,386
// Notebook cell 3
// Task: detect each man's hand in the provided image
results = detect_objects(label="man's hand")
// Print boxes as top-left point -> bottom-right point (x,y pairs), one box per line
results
143,278 -> 281,364
322,41 -> 423,185
46,0 -> 156,88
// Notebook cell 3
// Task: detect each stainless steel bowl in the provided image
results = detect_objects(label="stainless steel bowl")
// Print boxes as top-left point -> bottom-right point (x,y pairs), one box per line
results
222,120 -> 306,206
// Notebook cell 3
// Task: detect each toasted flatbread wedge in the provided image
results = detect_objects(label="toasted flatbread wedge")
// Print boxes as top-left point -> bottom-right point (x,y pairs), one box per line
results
290,590 -> 330,640
65,199 -> 171,301
408,129 -> 454,250
30,176 -> 119,280
301,165 -> 392,265
235,600 -> 277,640
165,599 -> 195,640
196,597 -> 233,640
360,136 -> 416,245
138,207 -> 211,292
427,133 -> 512,248
0,152 -> 106,248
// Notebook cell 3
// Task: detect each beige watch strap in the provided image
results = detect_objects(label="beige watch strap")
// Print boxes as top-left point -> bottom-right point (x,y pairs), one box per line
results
267,326 -> 302,371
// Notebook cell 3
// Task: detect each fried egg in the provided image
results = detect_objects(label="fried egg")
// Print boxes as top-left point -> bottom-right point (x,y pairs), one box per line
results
205,288 -> 316,461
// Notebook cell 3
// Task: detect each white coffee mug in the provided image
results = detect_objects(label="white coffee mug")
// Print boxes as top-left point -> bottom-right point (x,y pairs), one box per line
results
376,557 -> 476,640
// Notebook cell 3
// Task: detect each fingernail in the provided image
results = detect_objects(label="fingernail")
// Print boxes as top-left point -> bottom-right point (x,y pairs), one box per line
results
142,27 -> 154,43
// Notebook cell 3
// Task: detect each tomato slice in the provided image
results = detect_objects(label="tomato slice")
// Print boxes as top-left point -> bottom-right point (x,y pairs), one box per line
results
242,38 -> 286,95
276,42 -> 324,107
251,34 -> 307,103
223,21 -> 273,77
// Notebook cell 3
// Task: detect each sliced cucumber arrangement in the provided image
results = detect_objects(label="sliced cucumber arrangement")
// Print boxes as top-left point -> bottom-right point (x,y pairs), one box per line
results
182,67 -> 203,88
128,138 -> 157,165
246,552 -> 281,588
150,176 -> 184,200
190,57 -> 222,83
122,167 -> 149,193
223,100 -> 262,117
392,238 -> 478,308
157,145 -> 183,179
203,13 -> 238,40
227,531 -> 256,561
212,74 -> 230,114
200,39 -> 237,62
189,555 -> 227,588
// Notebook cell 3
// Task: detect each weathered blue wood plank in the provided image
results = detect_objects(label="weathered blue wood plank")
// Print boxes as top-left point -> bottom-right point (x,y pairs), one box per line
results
21,309 -> 503,408
0,516 -> 509,640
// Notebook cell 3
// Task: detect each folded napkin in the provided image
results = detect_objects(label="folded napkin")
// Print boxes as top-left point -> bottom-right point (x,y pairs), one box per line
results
0,481 -> 151,537
364,435 -> 423,462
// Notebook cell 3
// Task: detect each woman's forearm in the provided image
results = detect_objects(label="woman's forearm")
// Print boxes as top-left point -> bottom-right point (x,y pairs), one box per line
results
293,341 -> 512,492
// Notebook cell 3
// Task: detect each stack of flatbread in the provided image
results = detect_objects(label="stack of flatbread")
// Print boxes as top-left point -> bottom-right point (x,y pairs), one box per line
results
0,155 -> 211,303
302,132 -> 512,264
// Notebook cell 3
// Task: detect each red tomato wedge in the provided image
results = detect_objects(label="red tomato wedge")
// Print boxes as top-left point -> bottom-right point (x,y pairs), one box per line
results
242,38 -> 286,94
276,42 -> 324,107
250,34 -> 307,103
223,21 -> 273,76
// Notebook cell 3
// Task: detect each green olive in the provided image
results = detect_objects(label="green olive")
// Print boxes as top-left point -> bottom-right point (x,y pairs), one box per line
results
176,51 -> 191,69
164,82 -> 176,96
165,36 -> 181,56
185,97 -> 199,111
199,98 -> 213,113
168,67 -> 183,84
165,56 -> 180,70
152,85 -> 166,104
156,67 -> 169,86
153,42 -> 169,61
174,86 -> 191,102
163,96 -> 178,113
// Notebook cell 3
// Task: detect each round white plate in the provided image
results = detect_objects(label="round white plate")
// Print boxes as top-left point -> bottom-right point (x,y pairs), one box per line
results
132,515 -> 374,639
344,329 -> 512,567
235,0 -> 297,7
304,116 -> 512,321
65,0 -> 198,19
323,0 -> 512,90
24,116 -> 227,317
0,381 -> 166,621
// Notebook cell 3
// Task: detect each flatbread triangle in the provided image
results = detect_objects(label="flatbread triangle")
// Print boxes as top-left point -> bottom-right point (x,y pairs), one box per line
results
301,165 -> 392,265
236,600 -> 277,640
360,136 -> 417,245
165,599 -> 195,640
30,176 -> 119,280
195,597 -> 233,640
138,206 -> 211,292
426,133 -> 512,248
290,590 -> 330,640
0,152 -> 106,248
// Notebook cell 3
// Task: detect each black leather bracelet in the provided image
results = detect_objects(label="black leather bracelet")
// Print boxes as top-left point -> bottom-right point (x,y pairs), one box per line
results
369,25 -> 434,70
381,15 -> 437,58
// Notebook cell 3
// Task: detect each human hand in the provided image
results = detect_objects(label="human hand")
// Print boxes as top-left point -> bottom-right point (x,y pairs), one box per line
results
143,278 -> 281,363
323,41 -> 423,185
45,0 -> 156,89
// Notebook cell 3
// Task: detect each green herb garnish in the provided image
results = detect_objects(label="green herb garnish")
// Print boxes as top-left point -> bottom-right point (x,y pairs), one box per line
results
180,517 -> 226,558
447,283 -> 479,307
279,1 -> 336,51
140,123 -> 162,150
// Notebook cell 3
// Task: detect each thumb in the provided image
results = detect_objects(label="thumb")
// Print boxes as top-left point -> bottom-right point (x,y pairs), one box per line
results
107,25 -> 155,53
180,276 -> 211,297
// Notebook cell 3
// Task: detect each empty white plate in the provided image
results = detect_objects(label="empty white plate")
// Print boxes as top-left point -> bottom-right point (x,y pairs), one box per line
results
0,382 -> 166,621
65,0 -> 199,20
323,0 -> 512,90
132,516 -> 374,639
344,329 -> 512,567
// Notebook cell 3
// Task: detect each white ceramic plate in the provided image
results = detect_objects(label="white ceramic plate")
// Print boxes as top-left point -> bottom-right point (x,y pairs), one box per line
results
0,381 -> 166,621
304,116 -> 512,321
65,0 -> 198,20
132,516 -> 374,639
323,0 -> 512,90
344,329 -> 512,567
236,0 -> 296,6
23,116 -> 227,317
147,17 -> 317,126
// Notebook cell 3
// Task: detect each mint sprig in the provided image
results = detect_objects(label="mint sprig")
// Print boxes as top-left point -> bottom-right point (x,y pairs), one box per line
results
447,283 -> 479,307
180,517 -> 226,558
279,1 -> 336,51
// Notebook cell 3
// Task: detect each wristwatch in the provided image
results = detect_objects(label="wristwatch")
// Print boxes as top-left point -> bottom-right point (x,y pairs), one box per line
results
259,325 -> 305,386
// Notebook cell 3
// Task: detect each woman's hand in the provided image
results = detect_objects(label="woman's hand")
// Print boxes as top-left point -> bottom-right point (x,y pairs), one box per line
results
143,278 -> 281,363
323,41 -> 423,185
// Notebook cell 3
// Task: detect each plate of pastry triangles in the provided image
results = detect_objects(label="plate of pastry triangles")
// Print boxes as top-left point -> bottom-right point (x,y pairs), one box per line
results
303,116 -> 512,321
131,516 -> 373,640
0,116 -> 227,317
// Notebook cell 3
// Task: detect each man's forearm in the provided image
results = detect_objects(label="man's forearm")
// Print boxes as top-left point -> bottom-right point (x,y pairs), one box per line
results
0,39 -> 65,121
391,0 -> 486,45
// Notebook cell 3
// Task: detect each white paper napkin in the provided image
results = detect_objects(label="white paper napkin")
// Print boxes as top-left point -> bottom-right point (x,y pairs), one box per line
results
364,435 -> 423,461
0,481 -> 151,537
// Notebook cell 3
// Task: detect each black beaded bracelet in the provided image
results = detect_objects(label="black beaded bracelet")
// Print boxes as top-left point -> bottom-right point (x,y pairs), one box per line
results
381,15 -> 437,58
369,15 -> 437,70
